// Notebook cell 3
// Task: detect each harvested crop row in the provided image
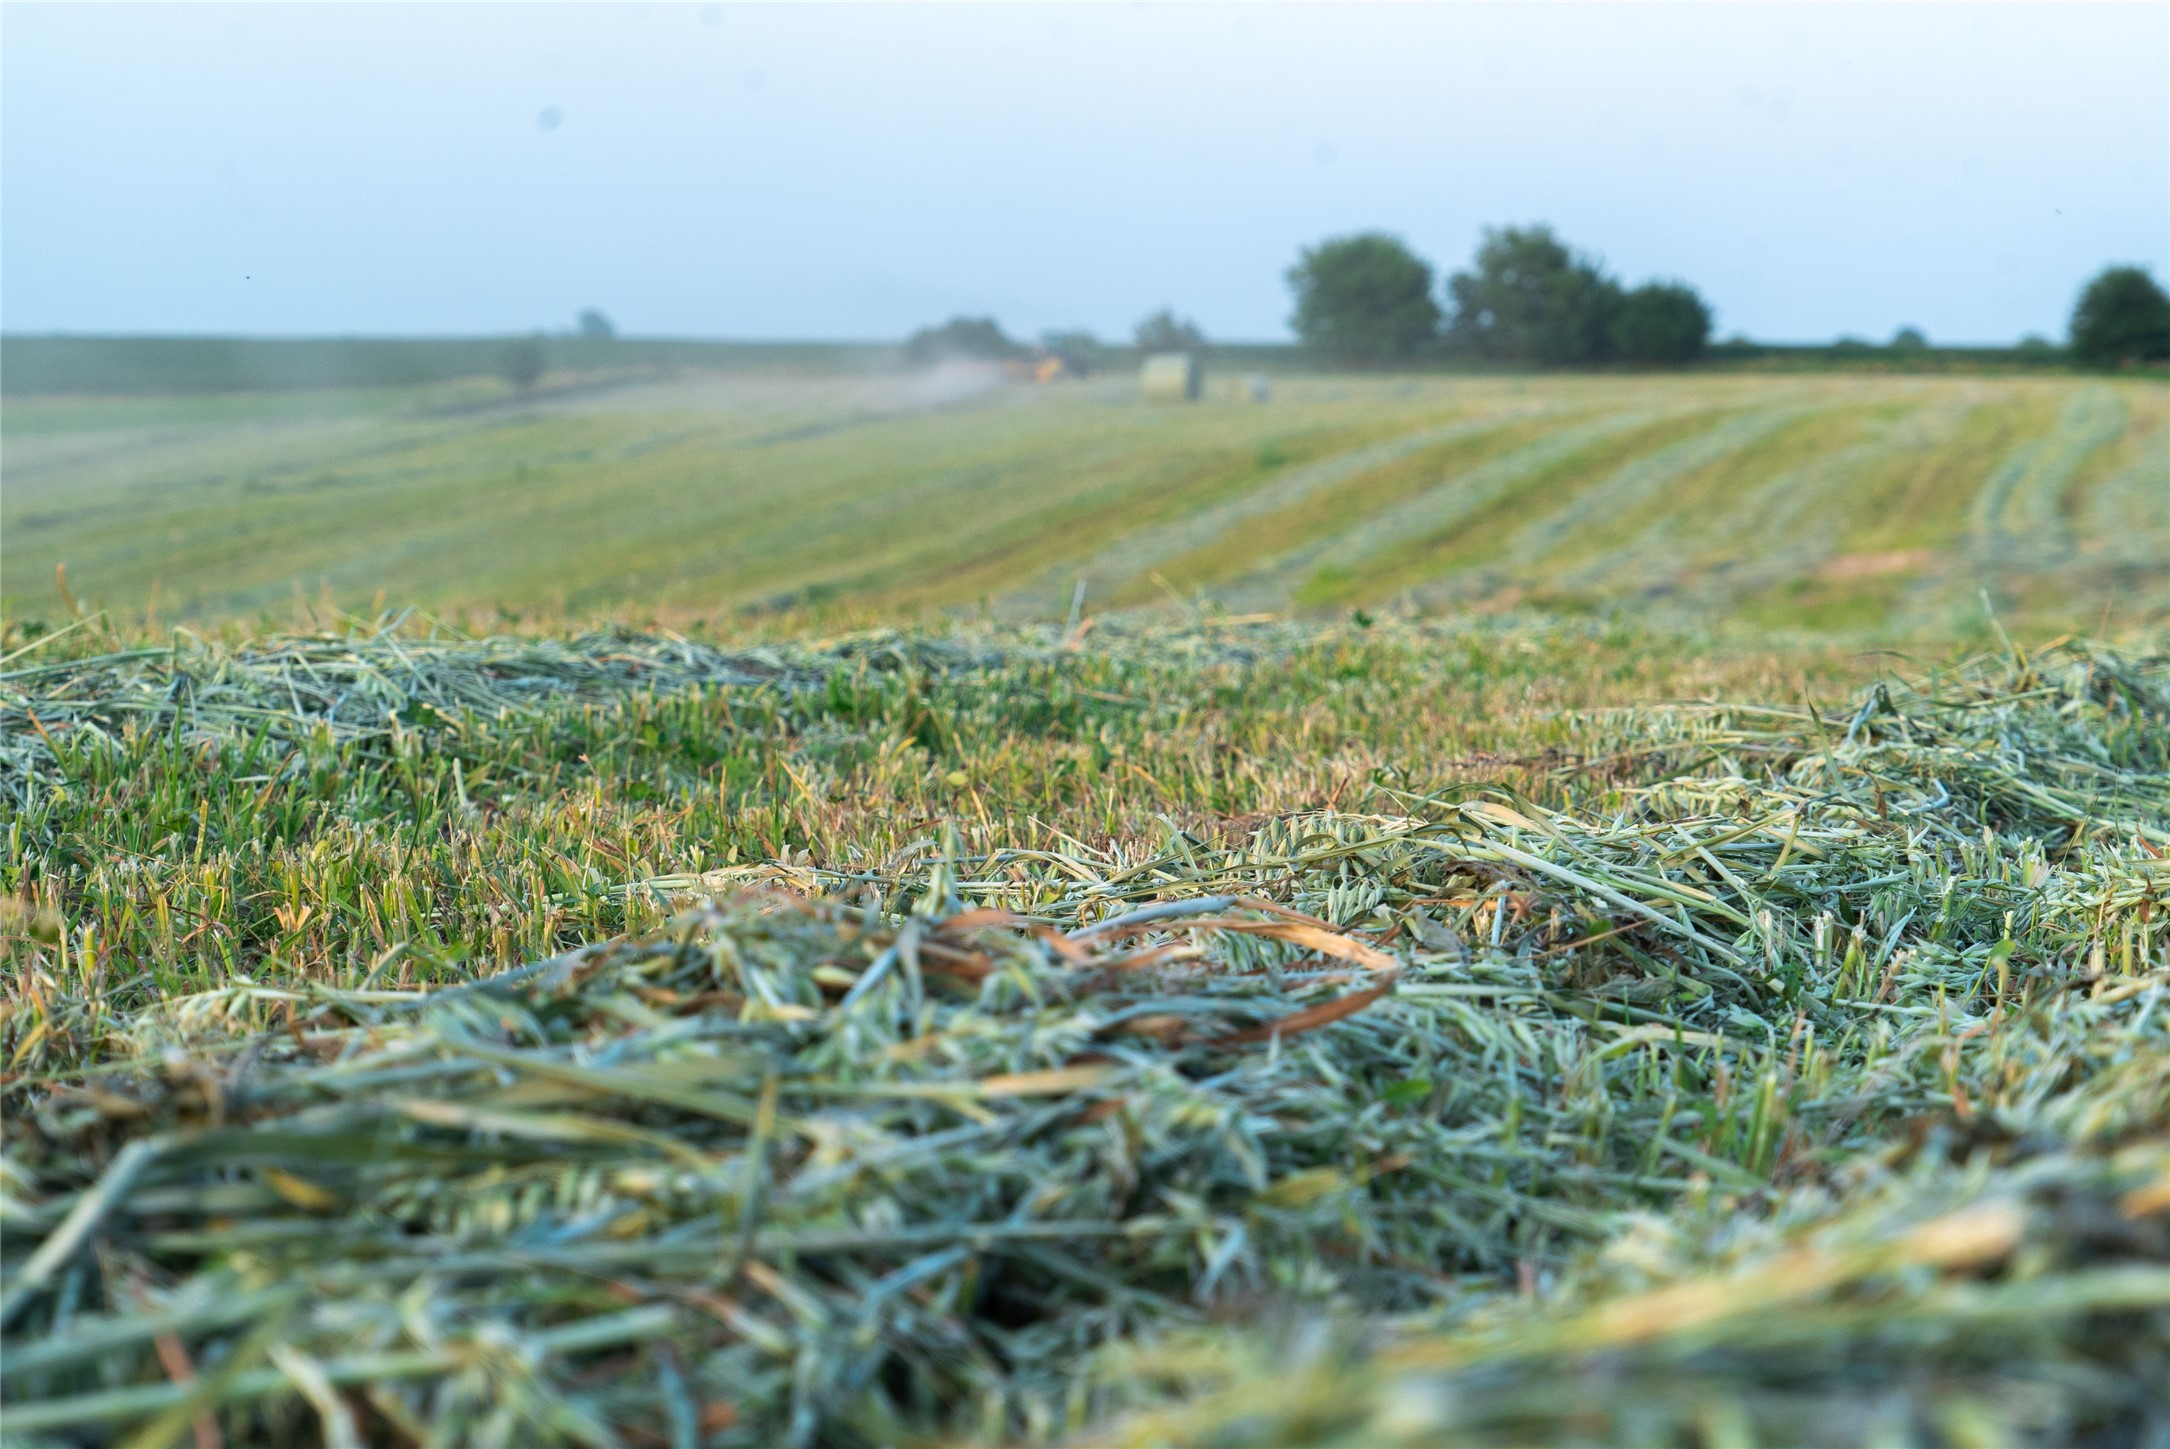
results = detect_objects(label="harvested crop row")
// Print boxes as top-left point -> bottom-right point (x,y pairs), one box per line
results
4,630 -> 2165,1445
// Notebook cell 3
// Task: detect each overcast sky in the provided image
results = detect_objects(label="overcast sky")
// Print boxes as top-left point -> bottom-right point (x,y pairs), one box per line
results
5,3 -> 2165,345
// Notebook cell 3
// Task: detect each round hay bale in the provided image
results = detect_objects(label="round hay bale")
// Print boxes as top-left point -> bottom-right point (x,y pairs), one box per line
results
1140,351 -> 1202,402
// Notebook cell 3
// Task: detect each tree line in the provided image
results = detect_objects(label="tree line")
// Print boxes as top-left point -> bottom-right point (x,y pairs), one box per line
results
900,309 -> 1206,374
1287,230 -> 2170,370
899,226 -> 1712,373
903,225 -> 1717,373
1289,226 -> 1713,367
905,226 -> 2170,376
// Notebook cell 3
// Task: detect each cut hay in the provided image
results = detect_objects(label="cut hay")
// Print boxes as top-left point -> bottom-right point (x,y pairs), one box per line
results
0,619 -> 1007,809
3,627 -> 2167,1445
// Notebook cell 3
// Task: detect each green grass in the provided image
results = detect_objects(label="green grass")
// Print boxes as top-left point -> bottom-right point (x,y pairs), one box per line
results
7,370 -> 2165,636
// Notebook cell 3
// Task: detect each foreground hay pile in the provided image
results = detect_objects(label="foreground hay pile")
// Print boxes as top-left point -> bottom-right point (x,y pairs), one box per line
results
3,621 -> 2166,1445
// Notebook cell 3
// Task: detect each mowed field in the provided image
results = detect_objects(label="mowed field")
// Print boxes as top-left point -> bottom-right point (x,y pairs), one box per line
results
5,366 -> 2165,633
7,364 -> 2170,1443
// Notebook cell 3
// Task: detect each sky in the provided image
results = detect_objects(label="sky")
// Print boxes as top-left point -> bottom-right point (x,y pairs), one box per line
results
4,3 -> 2165,345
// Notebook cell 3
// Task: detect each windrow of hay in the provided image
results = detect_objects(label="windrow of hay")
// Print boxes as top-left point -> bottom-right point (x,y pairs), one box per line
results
1084,1128 -> 2170,1447
3,626 -> 2167,1445
0,618 -> 1018,809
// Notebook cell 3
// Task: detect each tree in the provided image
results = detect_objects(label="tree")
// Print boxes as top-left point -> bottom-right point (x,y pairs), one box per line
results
1286,233 -> 1441,363
1134,309 -> 1206,354
2069,266 -> 2170,367
1443,225 -> 1618,366
1889,325 -> 1928,353
2015,335 -> 2062,367
498,338 -> 546,390
577,309 -> 616,341
904,316 -> 1020,366
1611,282 -> 1713,366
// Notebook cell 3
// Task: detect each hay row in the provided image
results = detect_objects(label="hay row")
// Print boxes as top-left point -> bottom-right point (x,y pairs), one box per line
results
4,630 -> 2165,1443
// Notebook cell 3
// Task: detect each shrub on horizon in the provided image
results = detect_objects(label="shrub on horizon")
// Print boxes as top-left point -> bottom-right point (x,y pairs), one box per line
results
1611,282 -> 1713,366
904,316 -> 1022,366
2069,266 -> 2170,367
1134,309 -> 1207,354
1444,225 -> 1615,367
1287,233 -> 1442,364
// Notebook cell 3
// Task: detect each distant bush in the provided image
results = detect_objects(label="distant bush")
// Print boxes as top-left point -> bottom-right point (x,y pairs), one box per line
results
1444,226 -> 1617,366
1610,282 -> 1713,366
904,316 -> 1020,366
1133,309 -> 1207,354
2069,266 -> 2170,367
2016,335 -> 2063,366
1286,233 -> 1441,364
1427,226 -> 1716,369
1889,325 -> 1929,353
498,339 -> 546,390
577,309 -> 616,341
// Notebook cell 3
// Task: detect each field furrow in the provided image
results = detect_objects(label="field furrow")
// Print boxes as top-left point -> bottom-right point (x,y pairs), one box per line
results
998,405 -> 1549,612
1219,405 -> 1694,609
1553,406 -> 1912,609
1965,384 -> 2128,568
5,372 -> 2164,635
2081,418 -> 2170,560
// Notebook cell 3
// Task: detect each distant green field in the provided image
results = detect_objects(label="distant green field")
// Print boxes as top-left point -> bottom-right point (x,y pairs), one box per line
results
5,368 -> 2164,633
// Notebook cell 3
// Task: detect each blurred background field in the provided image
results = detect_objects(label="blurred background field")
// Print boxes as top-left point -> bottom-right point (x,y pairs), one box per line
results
6,361 -> 2164,638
